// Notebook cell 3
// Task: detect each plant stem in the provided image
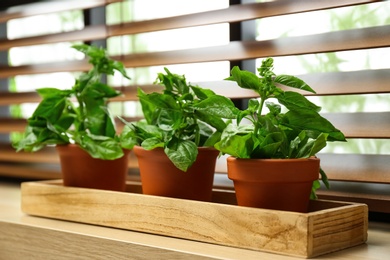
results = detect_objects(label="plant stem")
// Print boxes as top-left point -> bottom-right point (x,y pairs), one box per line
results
194,117 -> 200,146
254,97 -> 265,136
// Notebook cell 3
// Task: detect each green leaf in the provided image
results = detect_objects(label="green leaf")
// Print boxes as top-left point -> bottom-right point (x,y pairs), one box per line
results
283,109 -> 346,142
36,88 -> 72,98
274,74 -> 316,94
191,85 -> 216,100
138,91 -> 180,125
143,93 -> 179,109
236,109 -> 252,125
294,134 -> 327,158
203,131 -> 222,147
195,110 -> 227,132
112,61 -> 131,79
119,126 -> 139,149
78,134 -> 124,160
127,120 -> 164,142
155,68 -> 189,94
13,126 -> 41,152
214,124 -> 254,158
310,180 -> 321,199
252,132 -> 283,158
257,57 -> 275,77
247,98 -> 260,113
307,133 -> 328,157
320,167 -> 330,189
157,108 -> 183,131
265,102 -> 281,115
227,66 -> 261,92
137,88 -> 156,124
83,82 -> 121,99
32,96 -> 66,123
165,139 -> 198,171
276,91 -> 321,112
141,137 -> 164,150
194,95 -> 239,119
289,130 -> 308,158
55,115 -> 75,131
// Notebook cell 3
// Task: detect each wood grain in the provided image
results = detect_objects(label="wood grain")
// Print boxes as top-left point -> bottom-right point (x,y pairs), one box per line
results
21,180 -> 368,258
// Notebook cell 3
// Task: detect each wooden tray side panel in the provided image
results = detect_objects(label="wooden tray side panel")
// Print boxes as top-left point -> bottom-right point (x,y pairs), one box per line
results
309,204 -> 368,257
21,181 -> 368,258
21,182 -> 311,257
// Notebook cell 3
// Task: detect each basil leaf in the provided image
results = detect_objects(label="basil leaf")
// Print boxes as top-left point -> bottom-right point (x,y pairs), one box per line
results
36,88 -> 72,98
194,95 -> 239,119
32,96 -> 66,123
214,124 -> 254,158
141,137 -> 164,150
276,91 -> 321,112
165,139 -> 198,172
274,74 -> 316,94
283,109 -> 346,142
191,85 -> 216,100
78,134 -> 123,160
227,66 -> 261,92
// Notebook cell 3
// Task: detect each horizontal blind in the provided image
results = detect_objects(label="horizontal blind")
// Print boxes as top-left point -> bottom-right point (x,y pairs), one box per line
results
0,0 -> 389,213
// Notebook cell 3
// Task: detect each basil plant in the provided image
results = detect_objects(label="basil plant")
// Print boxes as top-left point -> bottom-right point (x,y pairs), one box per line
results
214,58 -> 346,197
14,44 -> 130,160
120,68 -> 239,171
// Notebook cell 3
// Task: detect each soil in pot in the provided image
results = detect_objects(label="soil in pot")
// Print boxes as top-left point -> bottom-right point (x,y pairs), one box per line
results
133,146 -> 219,202
227,157 -> 320,213
56,144 -> 130,191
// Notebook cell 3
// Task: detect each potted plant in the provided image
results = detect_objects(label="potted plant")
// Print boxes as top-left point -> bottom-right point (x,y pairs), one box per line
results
214,57 -> 346,212
120,68 -> 239,201
13,44 -> 131,191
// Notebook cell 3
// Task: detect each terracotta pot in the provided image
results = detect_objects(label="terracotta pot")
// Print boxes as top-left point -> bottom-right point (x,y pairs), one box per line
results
227,157 -> 320,212
133,146 -> 219,201
56,144 -> 130,191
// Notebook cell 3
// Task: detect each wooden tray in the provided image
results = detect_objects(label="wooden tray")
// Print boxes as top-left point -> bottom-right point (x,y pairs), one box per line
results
21,180 -> 368,258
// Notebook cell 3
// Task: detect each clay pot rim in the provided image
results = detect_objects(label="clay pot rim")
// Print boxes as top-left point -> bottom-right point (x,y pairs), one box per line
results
227,156 -> 319,162
56,143 -> 131,158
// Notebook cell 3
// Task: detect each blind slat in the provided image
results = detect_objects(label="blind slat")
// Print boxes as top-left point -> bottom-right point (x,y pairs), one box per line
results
319,154 -> 390,183
298,69 -> 390,96
0,60 -> 88,78
0,25 -> 107,51
0,164 -> 61,179
0,118 -> 25,133
323,112 -> 390,139
0,0 -> 120,23
0,145 -> 58,163
0,92 -> 40,105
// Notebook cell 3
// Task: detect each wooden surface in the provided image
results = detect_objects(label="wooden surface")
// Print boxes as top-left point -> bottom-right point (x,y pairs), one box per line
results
20,180 -> 367,258
1,180 -> 390,259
